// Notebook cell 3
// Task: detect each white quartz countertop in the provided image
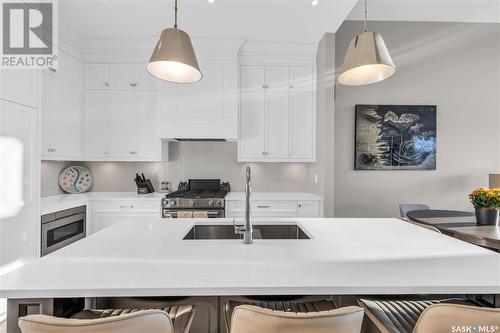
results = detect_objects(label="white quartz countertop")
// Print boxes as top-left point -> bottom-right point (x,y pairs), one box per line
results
1,218 -> 499,298
41,192 -> 322,215
226,192 -> 323,201
41,192 -> 165,215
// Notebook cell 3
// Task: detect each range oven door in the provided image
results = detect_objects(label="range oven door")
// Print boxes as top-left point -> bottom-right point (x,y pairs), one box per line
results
41,211 -> 86,256
162,209 -> 224,218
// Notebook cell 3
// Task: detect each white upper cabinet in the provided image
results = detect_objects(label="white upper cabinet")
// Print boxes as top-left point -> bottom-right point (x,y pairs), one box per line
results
135,90 -> 161,157
157,59 -> 238,139
83,63 -> 166,161
289,66 -> 315,160
86,64 -> 158,90
109,64 -> 134,90
238,64 -> 315,162
239,65 -> 266,160
266,66 -> 290,159
85,64 -> 109,89
134,64 -> 158,90
108,90 -> 135,157
84,90 -> 108,158
42,72 -> 83,160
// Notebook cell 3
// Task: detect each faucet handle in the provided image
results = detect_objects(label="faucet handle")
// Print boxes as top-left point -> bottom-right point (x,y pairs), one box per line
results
233,218 -> 245,235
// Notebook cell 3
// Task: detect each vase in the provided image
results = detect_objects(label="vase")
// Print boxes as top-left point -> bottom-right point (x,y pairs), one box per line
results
474,207 -> 500,226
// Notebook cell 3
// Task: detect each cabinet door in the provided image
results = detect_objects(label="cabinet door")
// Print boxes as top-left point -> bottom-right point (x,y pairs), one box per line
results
0,69 -> 38,108
109,64 -> 134,90
134,90 -> 160,158
42,73 -> 82,159
239,65 -> 266,160
92,213 -> 157,233
266,66 -> 289,159
84,90 -> 108,157
85,64 -> 109,89
134,64 -> 158,90
0,99 -> 37,271
297,201 -> 320,217
41,73 -> 52,154
290,66 -> 314,160
108,90 -> 135,157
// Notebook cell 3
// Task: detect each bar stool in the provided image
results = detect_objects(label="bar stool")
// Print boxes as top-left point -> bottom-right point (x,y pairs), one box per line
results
18,306 -> 195,333
358,298 -> 481,333
414,303 -> 500,333
225,300 -> 363,333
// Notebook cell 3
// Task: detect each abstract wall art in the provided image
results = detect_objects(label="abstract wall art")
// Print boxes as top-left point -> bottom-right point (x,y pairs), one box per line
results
355,105 -> 437,170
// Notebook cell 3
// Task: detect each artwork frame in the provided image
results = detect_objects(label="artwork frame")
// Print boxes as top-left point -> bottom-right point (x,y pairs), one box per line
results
354,105 -> 437,170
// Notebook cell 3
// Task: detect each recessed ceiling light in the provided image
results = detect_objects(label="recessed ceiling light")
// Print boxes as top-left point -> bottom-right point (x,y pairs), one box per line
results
311,0 -> 319,6
208,0 -> 214,3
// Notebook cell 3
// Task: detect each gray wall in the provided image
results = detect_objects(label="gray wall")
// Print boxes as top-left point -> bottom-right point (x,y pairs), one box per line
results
334,21 -> 500,217
41,142 -> 314,196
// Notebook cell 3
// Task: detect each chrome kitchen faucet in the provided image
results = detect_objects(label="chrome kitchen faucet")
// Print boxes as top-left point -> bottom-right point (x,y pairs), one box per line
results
235,166 -> 253,244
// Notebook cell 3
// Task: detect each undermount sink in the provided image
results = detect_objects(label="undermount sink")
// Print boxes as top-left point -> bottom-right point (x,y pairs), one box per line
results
183,224 -> 310,240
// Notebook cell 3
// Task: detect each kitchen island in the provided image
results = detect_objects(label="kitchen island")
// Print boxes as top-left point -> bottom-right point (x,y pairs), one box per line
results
2,217 -> 500,331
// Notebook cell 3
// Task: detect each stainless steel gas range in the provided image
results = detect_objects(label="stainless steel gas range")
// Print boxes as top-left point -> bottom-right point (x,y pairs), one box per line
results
161,179 -> 230,218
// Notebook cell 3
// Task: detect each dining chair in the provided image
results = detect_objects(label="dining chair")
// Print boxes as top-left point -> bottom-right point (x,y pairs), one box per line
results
407,220 -> 441,233
414,303 -> 500,333
399,204 -> 430,220
18,306 -> 195,333
358,298 -> 482,333
226,301 -> 364,333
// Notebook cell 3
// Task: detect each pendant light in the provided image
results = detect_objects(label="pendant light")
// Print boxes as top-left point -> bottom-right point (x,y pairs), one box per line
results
147,0 -> 202,83
338,0 -> 395,86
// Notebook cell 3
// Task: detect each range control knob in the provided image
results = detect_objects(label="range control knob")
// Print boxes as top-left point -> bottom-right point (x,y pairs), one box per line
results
216,200 -> 223,207
189,200 -> 195,207
169,200 -> 176,206
208,200 -> 214,206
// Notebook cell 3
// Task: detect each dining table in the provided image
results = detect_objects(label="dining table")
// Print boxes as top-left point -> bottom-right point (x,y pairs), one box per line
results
406,209 -> 500,252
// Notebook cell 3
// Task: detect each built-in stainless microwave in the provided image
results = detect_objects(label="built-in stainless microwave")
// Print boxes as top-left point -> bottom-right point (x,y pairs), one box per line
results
41,206 -> 86,257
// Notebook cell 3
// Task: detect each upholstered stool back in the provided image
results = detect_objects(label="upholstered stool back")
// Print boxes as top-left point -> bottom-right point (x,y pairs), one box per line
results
230,305 -> 364,333
18,309 -> 174,333
413,304 -> 500,333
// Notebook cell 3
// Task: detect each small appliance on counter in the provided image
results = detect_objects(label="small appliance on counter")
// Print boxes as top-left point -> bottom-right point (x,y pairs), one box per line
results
134,173 -> 155,194
161,179 -> 231,218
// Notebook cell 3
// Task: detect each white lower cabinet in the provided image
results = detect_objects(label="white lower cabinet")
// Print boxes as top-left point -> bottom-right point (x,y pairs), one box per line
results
226,199 -> 322,218
90,199 -> 160,233
92,213 -> 158,233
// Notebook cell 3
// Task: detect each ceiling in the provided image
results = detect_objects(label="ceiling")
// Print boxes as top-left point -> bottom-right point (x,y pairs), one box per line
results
60,0 -> 358,43
60,0 -> 500,44
347,0 -> 500,23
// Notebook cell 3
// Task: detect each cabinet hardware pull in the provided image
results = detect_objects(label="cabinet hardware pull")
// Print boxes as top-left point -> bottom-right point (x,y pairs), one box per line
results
298,204 -> 302,208
257,205 -> 269,208
262,85 -> 269,89
104,83 -> 109,87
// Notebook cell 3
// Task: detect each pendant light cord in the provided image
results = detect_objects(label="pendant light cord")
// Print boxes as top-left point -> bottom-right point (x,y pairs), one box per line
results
363,0 -> 367,32
174,0 -> 178,28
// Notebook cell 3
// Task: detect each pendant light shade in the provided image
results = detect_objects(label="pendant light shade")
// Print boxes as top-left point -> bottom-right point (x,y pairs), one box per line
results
147,27 -> 202,83
147,0 -> 202,83
338,31 -> 395,86
338,0 -> 395,86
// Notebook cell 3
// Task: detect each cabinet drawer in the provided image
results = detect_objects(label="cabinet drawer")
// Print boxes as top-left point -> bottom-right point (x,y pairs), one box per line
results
92,200 -> 160,213
227,200 -> 297,214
